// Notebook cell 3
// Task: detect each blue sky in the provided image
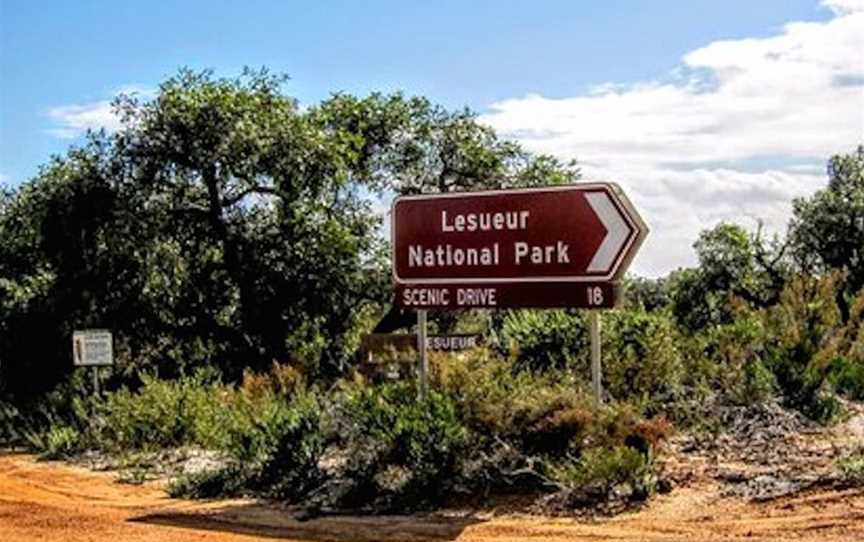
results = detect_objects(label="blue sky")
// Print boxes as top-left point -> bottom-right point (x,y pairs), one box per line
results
1,0 -> 861,274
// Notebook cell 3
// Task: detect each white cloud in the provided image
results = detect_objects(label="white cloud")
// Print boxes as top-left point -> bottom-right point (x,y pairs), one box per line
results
482,1 -> 864,276
824,0 -> 864,14
47,101 -> 120,139
46,85 -> 153,139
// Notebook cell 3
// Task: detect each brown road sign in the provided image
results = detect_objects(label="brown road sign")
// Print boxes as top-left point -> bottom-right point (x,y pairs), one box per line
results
392,183 -> 646,309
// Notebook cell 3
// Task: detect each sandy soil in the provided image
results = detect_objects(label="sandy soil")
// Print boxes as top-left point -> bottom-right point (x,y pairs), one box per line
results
1,453 -> 863,542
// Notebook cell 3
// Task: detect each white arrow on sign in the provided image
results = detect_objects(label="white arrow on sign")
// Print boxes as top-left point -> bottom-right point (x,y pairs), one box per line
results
585,192 -> 633,273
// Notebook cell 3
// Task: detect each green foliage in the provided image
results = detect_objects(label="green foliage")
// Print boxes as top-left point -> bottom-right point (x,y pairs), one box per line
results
36,425 -> 81,460
696,313 -> 776,406
0,68 -> 585,396
247,390 -> 325,500
334,382 -> 469,504
312,93 -> 579,196
760,274 -> 846,420
828,357 -> 864,400
92,370 -> 227,451
432,352 -> 670,458
672,223 -> 787,333
839,452 -> 864,486
168,464 -> 249,499
495,308 -> 684,412
497,310 -> 588,371
602,311 -> 684,411
790,146 -> 864,304
623,276 -> 672,312
433,349 -> 589,452
549,446 -> 654,499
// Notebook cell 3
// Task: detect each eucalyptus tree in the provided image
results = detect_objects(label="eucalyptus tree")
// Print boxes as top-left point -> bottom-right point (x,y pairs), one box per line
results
790,145 -> 864,320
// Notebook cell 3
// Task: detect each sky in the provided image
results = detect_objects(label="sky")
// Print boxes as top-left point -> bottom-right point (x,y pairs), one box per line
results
1,0 -> 862,276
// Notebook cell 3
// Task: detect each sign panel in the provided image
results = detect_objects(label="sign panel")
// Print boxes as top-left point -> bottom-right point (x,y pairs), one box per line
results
392,183 -> 646,308
426,334 -> 483,351
72,330 -> 113,367
397,281 -> 618,309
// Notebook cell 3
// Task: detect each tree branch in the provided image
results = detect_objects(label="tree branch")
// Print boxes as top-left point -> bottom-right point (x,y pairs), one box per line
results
222,185 -> 278,207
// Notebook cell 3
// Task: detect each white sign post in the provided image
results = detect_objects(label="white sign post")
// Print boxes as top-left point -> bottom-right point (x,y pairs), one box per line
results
73,330 -> 113,395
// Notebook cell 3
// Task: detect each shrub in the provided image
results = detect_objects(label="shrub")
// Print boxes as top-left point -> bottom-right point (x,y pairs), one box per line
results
37,425 -> 81,459
697,314 -> 775,406
432,349 -> 670,458
92,370 -> 227,451
761,274 -> 846,420
239,362 -> 304,400
839,453 -> 864,486
827,357 -> 864,400
331,382 -> 469,507
602,311 -> 684,410
174,388 -> 325,503
438,353 -> 590,455
250,390 -> 325,500
168,464 -> 249,499
548,445 -> 654,500
497,310 -> 588,371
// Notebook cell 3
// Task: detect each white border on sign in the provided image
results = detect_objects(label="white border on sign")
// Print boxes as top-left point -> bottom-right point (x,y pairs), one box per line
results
390,182 -> 648,285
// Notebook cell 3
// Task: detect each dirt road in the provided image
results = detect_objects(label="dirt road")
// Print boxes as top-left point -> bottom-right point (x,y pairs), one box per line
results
1,453 -> 863,541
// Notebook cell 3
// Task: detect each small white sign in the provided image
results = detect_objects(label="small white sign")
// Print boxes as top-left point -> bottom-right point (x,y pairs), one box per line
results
72,330 -> 113,367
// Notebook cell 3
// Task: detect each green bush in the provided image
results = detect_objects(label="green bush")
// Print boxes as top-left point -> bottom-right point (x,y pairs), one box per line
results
548,445 -> 654,500
168,464 -> 249,499
602,310 -> 684,410
1,373 -> 92,450
170,386 -> 325,503
37,425 -> 81,459
92,370 -> 226,451
250,390 -> 325,500
433,350 -> 593,455
696,315 -> 775,406
839,453 -> 864,486
498,310 -> 588,371
335,382 -> 469,505
828,357 -> 864,400
761,275 -> 846,421
432,350 -> 670,458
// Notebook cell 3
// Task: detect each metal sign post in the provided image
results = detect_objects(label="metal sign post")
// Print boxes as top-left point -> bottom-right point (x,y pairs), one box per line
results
417,310 -> 429,401
590,311 -> 602,408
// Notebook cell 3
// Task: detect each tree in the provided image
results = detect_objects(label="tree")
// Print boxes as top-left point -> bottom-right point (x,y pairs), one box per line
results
790,145 -> 864,320
312,93 -> 579,196
671,223 -> 788,332
0,68 -> 579,396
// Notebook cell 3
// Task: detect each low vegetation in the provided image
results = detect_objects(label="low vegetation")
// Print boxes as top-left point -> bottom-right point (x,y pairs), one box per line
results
839,452 -> 864,486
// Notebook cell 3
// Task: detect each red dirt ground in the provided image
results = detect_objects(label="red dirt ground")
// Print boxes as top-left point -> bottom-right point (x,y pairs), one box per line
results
1,452 -> 863,541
